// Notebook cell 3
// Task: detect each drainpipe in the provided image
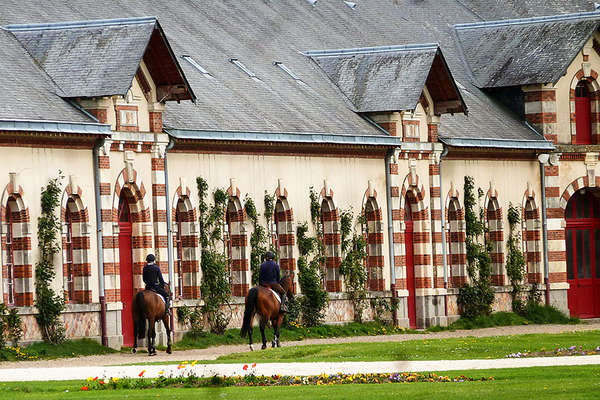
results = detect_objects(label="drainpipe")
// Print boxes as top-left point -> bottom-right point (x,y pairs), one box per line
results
93,138 -> 108,347
385,148 -> 398,326
164,137 -> 176,330
439,145 -> 449,316
538,153 -> 551,306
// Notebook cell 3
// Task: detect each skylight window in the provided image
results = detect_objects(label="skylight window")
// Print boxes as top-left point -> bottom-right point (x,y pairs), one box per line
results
273,62 -> 303,83
229,58 -> 260,82
181,55 -> 215,80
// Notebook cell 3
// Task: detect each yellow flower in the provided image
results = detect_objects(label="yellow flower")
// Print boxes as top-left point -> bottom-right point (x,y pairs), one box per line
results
159,370 -> 164,375
111,377 -> 119,383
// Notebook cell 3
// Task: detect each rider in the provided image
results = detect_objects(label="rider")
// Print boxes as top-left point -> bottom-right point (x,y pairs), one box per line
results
259,251 -> 288,312
142,254 -> 170,315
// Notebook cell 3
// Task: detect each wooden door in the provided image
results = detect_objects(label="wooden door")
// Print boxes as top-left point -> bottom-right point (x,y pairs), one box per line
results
566,191 -> 600,318
575,82 -> 592,145
405,220 -> 416,329
118,197 -> 134,347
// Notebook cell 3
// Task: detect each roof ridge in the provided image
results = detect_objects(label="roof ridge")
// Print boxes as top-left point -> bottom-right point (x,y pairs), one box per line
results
303,43 -> 439,58
454,10 -> 600,30
4,16 -> 157,32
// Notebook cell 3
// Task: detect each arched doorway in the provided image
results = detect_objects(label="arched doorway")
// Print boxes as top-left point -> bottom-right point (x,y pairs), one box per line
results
575,81 -> 592,145
118,194 -> 134,347
404,194 -> 416,329
565,188 -> 600,318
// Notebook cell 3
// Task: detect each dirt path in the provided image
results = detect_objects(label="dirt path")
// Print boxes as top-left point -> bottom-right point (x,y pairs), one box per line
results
1,322 -> 598,369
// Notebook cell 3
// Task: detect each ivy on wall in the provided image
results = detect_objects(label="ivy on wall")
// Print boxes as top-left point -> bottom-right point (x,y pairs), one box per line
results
0,303 -> 22,348
196,177 -> 231,334
35,175 -> 66,344
506,203 -> 527,313
339,210 -> 368,322
457,176 -> 494,319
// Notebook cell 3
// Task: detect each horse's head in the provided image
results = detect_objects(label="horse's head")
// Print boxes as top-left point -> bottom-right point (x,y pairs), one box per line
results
280,274 -> 295,298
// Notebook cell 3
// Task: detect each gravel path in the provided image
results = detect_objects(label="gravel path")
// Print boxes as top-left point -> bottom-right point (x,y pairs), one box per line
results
1,322 -> 599,370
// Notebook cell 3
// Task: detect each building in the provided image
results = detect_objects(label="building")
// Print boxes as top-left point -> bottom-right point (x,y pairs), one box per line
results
0,0 -> 598,348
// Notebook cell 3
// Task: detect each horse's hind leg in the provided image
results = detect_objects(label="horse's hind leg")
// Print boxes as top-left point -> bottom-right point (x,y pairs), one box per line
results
148,317 -> 156,356
248,312 -> 255,351
132,320 -> 138,354
259,319 -> 267,350
162,315 -> 172,354
274,315 -> 283,348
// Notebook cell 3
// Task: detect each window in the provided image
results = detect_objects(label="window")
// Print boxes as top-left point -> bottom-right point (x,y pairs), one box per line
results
175,200 -> 184,298
575,81 -> 592,145
64,199 -> 75,302
5,198 -> 15,306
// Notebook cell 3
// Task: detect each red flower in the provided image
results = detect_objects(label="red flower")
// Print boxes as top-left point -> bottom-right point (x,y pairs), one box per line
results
81,386 -> 88,391
252,363 -> 257,368
243,365 -> 248,371
92,376 -> 98,381
99,380 -> 105,385
139,370 -> 146,377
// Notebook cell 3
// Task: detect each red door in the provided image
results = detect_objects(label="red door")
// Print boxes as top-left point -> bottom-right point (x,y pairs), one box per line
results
575,82 -> 592,145
118,197 -> 134,347
405,220 -> 417,329
566,190 -> 600,318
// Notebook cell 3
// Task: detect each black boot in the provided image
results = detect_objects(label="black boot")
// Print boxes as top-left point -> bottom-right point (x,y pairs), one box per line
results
165,296 -> 171,316
280,294 -> 289,313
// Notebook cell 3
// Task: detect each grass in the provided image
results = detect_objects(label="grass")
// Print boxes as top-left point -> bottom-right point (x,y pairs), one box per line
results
212,330 -> 600,363
0,365 -> 598,399
427,305 -> 579,332
0,339 -> 116,361
174,321 -> 414,350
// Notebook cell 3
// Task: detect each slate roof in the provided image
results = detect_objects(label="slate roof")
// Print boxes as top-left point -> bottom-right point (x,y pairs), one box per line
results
307,44 -> 465,114
5,17 -> 193,100
456,12 -> 600,88
0,29 -> 93,123
0,0 -> 597,146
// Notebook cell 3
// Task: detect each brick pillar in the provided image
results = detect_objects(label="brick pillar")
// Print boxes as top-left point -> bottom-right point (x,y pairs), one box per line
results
524,86 -> 557,143
429,153 -> 444,288
149,112 -> 163,133
151,145 -> 169,288
544,158 -> 568,291
389,160 -> 403,292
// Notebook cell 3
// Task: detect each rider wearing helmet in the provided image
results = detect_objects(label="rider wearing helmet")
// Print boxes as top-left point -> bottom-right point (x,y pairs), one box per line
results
258,251 -> 288,312
142,254 -> 170,315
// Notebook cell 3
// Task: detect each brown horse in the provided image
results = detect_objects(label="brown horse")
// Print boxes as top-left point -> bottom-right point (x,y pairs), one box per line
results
240,275 -> 293,350
131,283 -> 172,356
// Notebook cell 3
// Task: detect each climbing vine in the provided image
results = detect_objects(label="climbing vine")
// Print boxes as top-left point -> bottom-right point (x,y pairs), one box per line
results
197,177 -> 231,334
457,176 -> 494,318
294,187 -> 328,327
35,175 -> 66,344
506,203 -> 526,313
339,209 -> 368,322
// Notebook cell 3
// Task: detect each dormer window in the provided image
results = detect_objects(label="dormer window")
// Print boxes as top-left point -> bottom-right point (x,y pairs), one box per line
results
575,81 -> 592,145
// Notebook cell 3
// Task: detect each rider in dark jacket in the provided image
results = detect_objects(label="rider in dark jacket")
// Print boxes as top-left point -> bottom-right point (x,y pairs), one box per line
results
259,251 -> 288,312
142,254 -> 170,315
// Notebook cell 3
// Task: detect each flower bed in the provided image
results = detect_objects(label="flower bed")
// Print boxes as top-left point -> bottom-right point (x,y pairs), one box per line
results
506,345 -> 600,358
79,367 -> 494,391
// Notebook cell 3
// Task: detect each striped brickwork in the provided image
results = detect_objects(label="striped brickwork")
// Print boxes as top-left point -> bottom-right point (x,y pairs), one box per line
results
545,163 -> 567,285
388,158 -> 402,292
428,153 -> 444,289
364,197 -> 384,291
112,168 -> 152,298
522,195 -> 542,284
151,146 -> 169,287
524,87 -> 557,143
320,192 -> 342,293
274,196 -> 296,293
61,186 -> 92,304
1,189 -> 32,306
172,191 -> 200,299
569,69 -> 600,144
485,193 -> 505,286
226,196 -> 249,297
446,194 -> 467,287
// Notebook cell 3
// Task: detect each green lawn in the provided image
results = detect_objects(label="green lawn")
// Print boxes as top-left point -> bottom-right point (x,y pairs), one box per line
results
0,339 -> 116,361
1,365 -> 599,399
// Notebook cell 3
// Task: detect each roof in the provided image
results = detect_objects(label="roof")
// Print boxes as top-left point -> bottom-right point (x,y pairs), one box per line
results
0,0 -> 596,147
0,28 -> 96,124
5,17 -> 194,101
306,44 -> 466,114
455,11 -> 600,88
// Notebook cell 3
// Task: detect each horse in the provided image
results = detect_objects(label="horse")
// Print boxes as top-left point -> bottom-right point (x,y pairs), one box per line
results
131,283 -> 172,356
240,275 -> 294,351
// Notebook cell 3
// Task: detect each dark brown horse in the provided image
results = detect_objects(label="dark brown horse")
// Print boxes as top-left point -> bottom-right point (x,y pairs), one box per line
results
240,275 -> 293,350
131,283 -> 172,356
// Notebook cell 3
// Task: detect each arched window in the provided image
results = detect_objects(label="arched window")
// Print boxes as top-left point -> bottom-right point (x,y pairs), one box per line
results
486,198 -> 505,286
523,198 -> 541,284
575,81 -> 592,145
447,197 -> 467,287
64,198 -> 75,302
4,197 -> 16,306
321,198 -> 342,292
273,198 -> 295,291
174,199 -> 185,298
225,197 -> 248,297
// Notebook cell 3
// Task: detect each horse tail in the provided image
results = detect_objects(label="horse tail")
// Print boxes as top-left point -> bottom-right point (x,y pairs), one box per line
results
240,287 -> 258,338
133,292 -> 147,339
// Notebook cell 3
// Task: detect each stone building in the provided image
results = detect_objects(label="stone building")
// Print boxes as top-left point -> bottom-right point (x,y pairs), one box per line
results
0,0 -> 598,347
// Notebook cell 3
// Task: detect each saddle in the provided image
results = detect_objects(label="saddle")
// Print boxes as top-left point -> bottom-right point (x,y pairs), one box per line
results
147,288 -> 165,305
268,288 -> 281,304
